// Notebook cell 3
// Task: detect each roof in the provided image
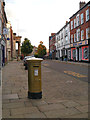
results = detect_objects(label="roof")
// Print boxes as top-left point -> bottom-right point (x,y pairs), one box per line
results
56,21 -> 70,35
69,1 -> 90,19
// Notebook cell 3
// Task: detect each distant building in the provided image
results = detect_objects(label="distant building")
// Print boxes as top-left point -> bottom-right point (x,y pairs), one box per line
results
49,33 -> 56,59
30,46 -> 37,56
13,33 -> 22,59
70,1 -> 90,62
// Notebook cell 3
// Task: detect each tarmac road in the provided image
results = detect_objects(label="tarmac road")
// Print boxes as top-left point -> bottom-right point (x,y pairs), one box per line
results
42,60 -> 88,83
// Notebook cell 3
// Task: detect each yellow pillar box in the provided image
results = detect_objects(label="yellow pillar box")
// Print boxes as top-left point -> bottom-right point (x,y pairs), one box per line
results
26,58 -> 43,99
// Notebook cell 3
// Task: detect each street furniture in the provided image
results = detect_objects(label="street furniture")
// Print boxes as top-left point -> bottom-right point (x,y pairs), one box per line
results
26,58 -> 43,99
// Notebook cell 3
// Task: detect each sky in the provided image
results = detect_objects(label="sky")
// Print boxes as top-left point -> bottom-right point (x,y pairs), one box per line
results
5,0 -> 89,49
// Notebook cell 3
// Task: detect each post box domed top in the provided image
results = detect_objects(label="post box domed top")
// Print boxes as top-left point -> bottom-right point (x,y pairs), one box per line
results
26,57 -> 43,62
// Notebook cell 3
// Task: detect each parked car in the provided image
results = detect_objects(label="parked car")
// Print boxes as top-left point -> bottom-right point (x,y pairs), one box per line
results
23,56 -> 35,70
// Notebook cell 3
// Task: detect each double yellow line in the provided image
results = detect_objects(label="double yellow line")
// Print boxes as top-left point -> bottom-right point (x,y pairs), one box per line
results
64,71 -> 87,78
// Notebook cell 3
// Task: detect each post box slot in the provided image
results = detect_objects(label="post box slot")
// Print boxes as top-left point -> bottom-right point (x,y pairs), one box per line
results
33,66 -> 39,67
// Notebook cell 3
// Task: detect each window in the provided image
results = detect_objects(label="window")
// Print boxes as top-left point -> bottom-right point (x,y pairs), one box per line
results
81,13 -> 84,24
86,9 -> 89,21
0,19 -> 2,34
0,1 -> 1,11
77,29 -> 80,41
71,34 -> 73,43
71,21 -> 73,30
83,47 -> 88,59
74,19 -> 76,28
73,49 -> 76,59
86,28 -> 90,39
65,36 -> 68,43
81,30 -> 84,40
68,50 -> 71,59
61,33 -> 63,39
76,14 -> 80,26
74,33 -> 77,42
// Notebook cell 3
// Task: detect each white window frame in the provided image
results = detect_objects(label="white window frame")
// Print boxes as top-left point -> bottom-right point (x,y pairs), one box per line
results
0,1 -> 1,12
81,13 -> 84,24
81,30 -> 84,40
86,9 -> 89,22
86,28 -> 90,39
71,21 -> 73,30
74,18 -> 76,28
77,29 -> 80,41
0,19 -> 2,34
71,34 -> 73,43
76,14 -> 80,26
74,33 -> 77,42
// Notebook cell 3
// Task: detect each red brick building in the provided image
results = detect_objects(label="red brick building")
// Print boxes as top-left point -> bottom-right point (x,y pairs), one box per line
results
49,33 -> 56,59
70,1 -> 90,62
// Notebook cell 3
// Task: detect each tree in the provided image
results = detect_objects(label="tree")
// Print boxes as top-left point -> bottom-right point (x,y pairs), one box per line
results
21,38 -> 33,56
37,41 -> 46,58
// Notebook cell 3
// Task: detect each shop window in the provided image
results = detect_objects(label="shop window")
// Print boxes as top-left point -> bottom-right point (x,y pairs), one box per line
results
86,9 -> 89,22
68,50 -> 71,59
83,47 -> 88,59
73,49 -> 76,59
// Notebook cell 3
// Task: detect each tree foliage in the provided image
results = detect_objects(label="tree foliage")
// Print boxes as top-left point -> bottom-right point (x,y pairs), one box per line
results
21,38 -> 33,56
37,41 -> 46,58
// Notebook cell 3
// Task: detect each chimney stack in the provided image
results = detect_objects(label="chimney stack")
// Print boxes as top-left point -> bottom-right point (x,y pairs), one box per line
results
66,21 -> 68,25
79,1 -> 86,9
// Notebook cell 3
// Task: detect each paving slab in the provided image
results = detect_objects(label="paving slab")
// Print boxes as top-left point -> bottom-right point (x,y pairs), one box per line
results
62,101 -> 81,108
38,103 -> 67,112
24,112 -> 46,118
2,109 -> 10,118
44,107 -> 81,118
11,107 -> 40,116
75,105 -> 88,113
64,113 -> 88,118
2,102 -> 25,109
3,94 -> 18,100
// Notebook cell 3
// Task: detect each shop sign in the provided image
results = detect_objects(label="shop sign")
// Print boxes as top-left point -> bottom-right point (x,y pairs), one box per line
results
71,40 -> 88,47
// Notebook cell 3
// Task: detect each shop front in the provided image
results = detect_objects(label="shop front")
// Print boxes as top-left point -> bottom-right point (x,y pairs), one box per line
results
70,40 -> 89,62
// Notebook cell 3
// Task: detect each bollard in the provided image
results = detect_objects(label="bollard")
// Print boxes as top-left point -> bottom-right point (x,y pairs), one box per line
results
26,58 -> 43,99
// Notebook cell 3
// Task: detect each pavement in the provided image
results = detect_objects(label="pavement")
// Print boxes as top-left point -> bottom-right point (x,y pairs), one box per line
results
2,60 -> 89,119
52,59 -> 90,67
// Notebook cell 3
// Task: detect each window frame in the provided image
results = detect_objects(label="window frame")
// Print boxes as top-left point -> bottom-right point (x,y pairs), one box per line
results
81,13 -> 84,24
86,9 -> 89,22
81,30 -> 84,40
